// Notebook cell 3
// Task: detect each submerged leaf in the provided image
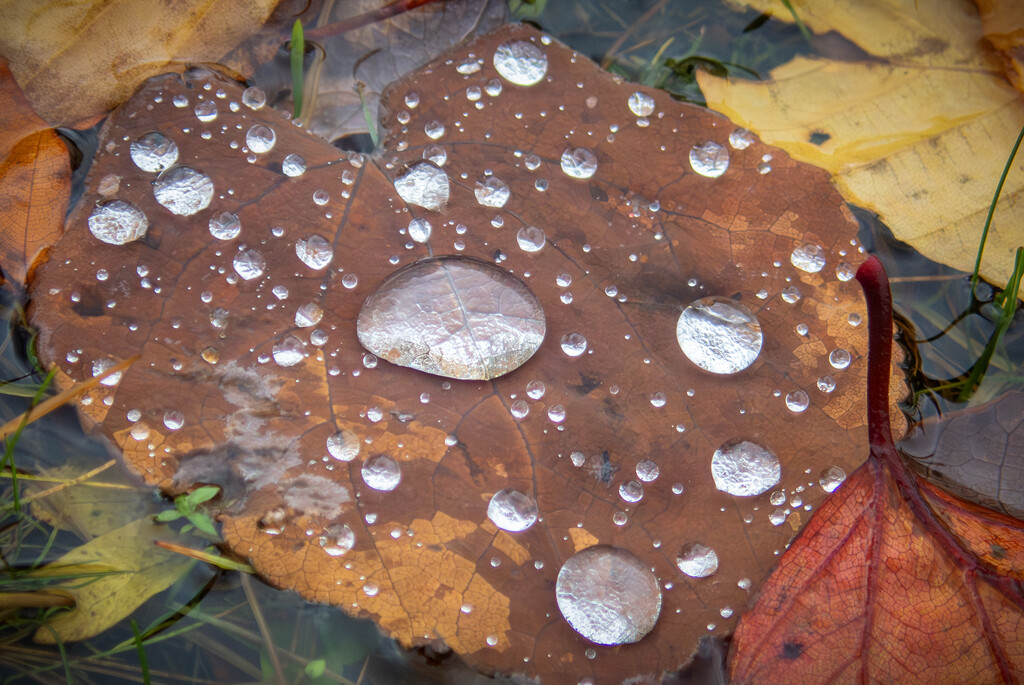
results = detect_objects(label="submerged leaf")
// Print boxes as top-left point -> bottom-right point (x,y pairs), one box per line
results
28,24 -> 897,682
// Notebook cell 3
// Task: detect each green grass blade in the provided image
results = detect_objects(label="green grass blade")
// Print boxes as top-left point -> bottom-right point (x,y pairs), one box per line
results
131,619 -> 151,685
780,0 -> 811,41
972,122 -> 1024,292
291,19 -> 305,119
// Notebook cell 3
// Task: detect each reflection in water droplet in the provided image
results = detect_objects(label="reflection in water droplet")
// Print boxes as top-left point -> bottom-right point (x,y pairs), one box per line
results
475,177 -> 510,207
424,120 -> 445,140
246,124 -> 276,153
509,399 -> 529,419
769,508 -> 787,525
357,257 -> 545,380
560,332 -> 587,357
130,132 -> 179,172
676,542 -> 719,578
526,380 -> 546,399
295,302 -> 323,328
153,166 -> 213,216
487,489 -> 539,532
676,297 -> 762,374
829,349 -> 851,369
327,430 -> 360,461
627,91 -> 655,117
817,376 -> 836,393
728,128 -> 755,150
295,235 -> 333,270
836,262 -> 855,281
711,440 -> 780,496
208,212 -> 241,240
493,40 -> 548,86
635,460 -> 659,482
394,162 -> 449,211
233,249 -> 266,280
282,153 -> 306,177
785,390 -> 809,413
242,86 -> 266,110
163,410 -> 184,430
848,312 -> 862,327
560,148 -> 598,179
319,524 -> 355,556
689,142 -> 729,178
791,244 -> 826,273
362,455 -> 401,491
516,225 -> 546,252
194,100 -> 217,122
781,286 -> 801,304
770,491 -> 786,506
407,218 -> 431,243
362,581 -> 379,596
819,466 -> 847,492
556,545 -> 662,645
88,200 -> 149,244
547,405 -> 566,423
272,335 -> 304,366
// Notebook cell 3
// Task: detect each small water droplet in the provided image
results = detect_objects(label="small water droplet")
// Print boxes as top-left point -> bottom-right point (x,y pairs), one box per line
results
407,218 -> 432,243
327,430 -> 360,461
848,312 -> 862,326
424,120 -> 445,139
649,392 -> 666,408
242,86 -> 266,110
510,399 -> 529,419
208,212 -> 241,240
272,335 -> 304,366
728,128 -> 755,150
618,480 -> 644,503
282,153 -> 306,177
791,244 -> 826,273
817,375 -> 836,393
781,285 -> 801,304
163,410 -> 184,430
556,546 -> 662,645
91,358 -> 122,386
484,78 -> 503,96
627,91 -> 655,117
362,581 -> 379,596
130,132 -> 179,172
233,249 -> 266,280
526,380 -> 545,399
295,302 -> 323,328
676,542 -> 719,578
474,177 -> 510,207
676,296 -> 762,374
394,162 -> 449,211
560,147 -> 597,179
404,92 -> 419,108
516,225 -> 546,252
819,466 -> 847,492
570,451 -> 586,467
560,332 -> 587,357
785,390 -> 809,413
711,440 -> 780,496
342,273 -> 359,289
295,235 -> 333,270
319,523 -> 355,556
88,200 -> 148,244
245,124 -> 276,153
829,349 -> 851,369
547,405 -> 566,423
422,145 -> 447,166
493,40 -> 548,86
153,166 -> 213,216
689,142 -> 729,178
361,455 -> 401,491
636,460 -> 659,482
770,491 -> 786,506
769,508 -> 787,526
836,262 -> 855,281
487,489 -> 539,532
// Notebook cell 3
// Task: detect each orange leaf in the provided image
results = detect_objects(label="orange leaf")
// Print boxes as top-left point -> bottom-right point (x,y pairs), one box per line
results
730,257 -> 1024,684
0,57 -> 69,286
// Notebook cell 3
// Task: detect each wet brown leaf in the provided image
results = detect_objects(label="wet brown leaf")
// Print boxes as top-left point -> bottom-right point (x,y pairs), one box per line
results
28,25 -> 898,682
0,57 -> 69,285
0,0 -> 280,125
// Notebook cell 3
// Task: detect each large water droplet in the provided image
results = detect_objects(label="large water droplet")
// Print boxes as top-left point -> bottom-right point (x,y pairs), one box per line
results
394,162 -> 449,211
627,91 -> 655,117
487,489 -> 539,532
555,546 -> 662,645
282,153 -> 306,177
319,523 -> 355,556
475,177 -> 510,208
88,200 -> 149,244
272,335 -> 304,366
233,249 -> 266,280
689,142 -> 729,178
493,40 -> 548,86
357,257 -> 545,380
208,212 -> 241,240
676,542 -> 719,578
245,124 -> 276,154
362,455 -> 401,491
242,86 -> 266,110
790,244 -> 826,273
295,235 -> 333,270
711,439 -> 780,497
130,132 -> 179,172
676,296 -> 762,374
327,430 -> 360,461
153,166 -> 213,216
560,148 -> 598,179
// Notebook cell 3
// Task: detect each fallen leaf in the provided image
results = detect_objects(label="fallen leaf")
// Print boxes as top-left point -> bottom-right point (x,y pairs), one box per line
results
975,0 -> 1024,94
729,256 -> 1024,684
697,0 -> 1024,289
0,57 -> 69,285
30,517 -> 193,643
0,0 -> 281,126
902,390 -> 1024,519
28,25 -> 900,682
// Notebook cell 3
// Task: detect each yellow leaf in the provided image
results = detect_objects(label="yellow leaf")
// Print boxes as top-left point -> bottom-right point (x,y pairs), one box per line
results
699,0 -> 1024,287
0,0 -> 280,126
30,518 -> 193,643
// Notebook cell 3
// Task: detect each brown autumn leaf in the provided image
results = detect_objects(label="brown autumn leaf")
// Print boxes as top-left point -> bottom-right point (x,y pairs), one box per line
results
0,57 -> 69,285
28,24 -> 898,681
975,0 -> 1024,93
730,258 -> 1024,684
0,0 -> 281,126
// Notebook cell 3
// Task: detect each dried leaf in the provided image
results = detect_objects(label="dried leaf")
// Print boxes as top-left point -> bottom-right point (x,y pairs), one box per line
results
0,0 -> 280,125
697,0 -> 1024,288
975,0 -> 1024,93
30,518 -> 193,643
0,57 -> 69,285
28,25 -> 898,681
730,257 -> 1024,684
